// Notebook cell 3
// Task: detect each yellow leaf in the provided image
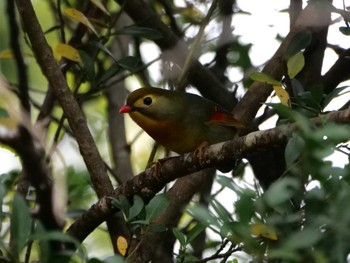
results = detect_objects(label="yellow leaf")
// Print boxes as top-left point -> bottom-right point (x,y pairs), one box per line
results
90,0 -> 110,15
179,6 -> 203,23
273,85 -> 291,107
0,50 -> 32,60
251,223 -> 278,240
64,8 -> 99,36
183,6 -> 203,18
116,236 -> 128,256
55,43 -> 81,62
0,78 -> 20,130
0,50 -> 14,59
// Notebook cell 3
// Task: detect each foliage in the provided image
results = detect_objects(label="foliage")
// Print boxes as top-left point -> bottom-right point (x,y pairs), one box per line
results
1,0 -> 350,262
187,113 -> 350,262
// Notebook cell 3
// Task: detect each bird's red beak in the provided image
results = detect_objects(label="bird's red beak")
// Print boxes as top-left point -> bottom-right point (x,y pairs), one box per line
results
119,105 -> 132,113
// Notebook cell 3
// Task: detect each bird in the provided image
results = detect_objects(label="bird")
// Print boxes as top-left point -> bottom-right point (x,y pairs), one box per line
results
119,87 -> 242,170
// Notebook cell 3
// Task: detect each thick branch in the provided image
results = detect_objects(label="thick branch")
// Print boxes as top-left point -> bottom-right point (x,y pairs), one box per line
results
15,0 -> 113,198
66,108 -> 350,243
322,48 -> 350,94
0,128 -> 63,231
233,1 -> 332,125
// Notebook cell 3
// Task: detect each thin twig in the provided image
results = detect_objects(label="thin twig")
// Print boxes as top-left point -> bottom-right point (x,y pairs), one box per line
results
7,0 -> 30,113
177,0 -> 219,91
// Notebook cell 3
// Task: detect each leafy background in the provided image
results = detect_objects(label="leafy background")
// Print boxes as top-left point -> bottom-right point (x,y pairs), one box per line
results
1,0 -> 350,262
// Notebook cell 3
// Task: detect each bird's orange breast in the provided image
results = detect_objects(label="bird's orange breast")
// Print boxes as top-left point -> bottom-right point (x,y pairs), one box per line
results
129,111 -> 187,151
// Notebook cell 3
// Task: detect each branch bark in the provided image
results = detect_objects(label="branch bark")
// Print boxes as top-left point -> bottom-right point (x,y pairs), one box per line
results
66,107 -> 350,244
233,1 -> 332,126
15,0 -> 113,198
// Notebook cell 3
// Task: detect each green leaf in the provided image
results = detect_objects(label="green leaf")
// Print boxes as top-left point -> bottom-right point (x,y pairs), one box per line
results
187,205 -> 218,227
172,228 -> 187,247
186,223 -> 206,244
79,50 -> 95,80
30,230 -> 80,245
0,107 -> 9,118
216,175 -> 244,194
269,248 -> 300,261
91,41 -> 117,61
117,26 -> 163,40
313,123 -> 350,143
339,26 -> 350,36
110,195 -> 131,220
145,193 -> 169,222
148,223 -> 167,233
291,78 -> 304,96
224,221 -> 251,241
266,103 -> 294,120
117,56 -> 140,70
286,30 -> 312,58
284,228 -> 322,249
235,190 -> 255,223
128,195 -> 144,220
33,221 -> 50,262
249,72 -> 281,85
10,193 -> 31,254
210,199 -> 232,224
33,221 -> 87,262
322,86 -> 349,109
264,178 -> 300,208
287,52 -> 305,79
97,62 -> 122,84
0,183 -> 6,229
285,134 -> 305,166
268,103 -> 312,132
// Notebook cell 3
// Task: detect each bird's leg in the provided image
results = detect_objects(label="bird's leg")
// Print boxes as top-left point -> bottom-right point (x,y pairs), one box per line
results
194,141 -> 209,167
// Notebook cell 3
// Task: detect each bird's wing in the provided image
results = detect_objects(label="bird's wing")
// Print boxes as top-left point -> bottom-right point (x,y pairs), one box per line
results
208,105 -> 244,128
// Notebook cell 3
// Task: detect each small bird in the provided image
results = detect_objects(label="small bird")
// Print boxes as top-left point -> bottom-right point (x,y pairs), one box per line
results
119,87 -> 242,169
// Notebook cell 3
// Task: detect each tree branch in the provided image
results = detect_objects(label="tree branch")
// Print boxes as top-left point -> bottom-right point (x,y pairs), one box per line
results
233,1 -> 332,126
7,0 -> 30,113
14,0 -> 113,198
66,108 -> 350,243
322,48 -> 350,94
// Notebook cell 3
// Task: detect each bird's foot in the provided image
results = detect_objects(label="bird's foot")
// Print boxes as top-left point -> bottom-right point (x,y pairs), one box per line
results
149,157 -> 176,181
194,141 -> 209,167
149,160 -> 163,181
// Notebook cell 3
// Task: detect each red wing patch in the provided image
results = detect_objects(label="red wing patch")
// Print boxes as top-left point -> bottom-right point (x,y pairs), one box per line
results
209,106 -> 244,127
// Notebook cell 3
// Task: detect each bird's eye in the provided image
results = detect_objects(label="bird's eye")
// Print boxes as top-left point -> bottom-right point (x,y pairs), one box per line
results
143,97 -> 153,105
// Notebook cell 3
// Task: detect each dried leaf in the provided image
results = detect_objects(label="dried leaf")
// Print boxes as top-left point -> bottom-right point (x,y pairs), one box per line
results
251,223 -> 278,240
273,85 -> 291,107
55,43 -> 81,62
116,236 -> 128,256
64,8 -> 99,36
